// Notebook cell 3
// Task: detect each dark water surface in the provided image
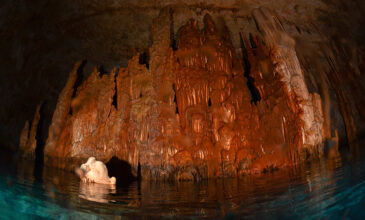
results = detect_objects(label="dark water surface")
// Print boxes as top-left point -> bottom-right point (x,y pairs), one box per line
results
0,144 -> 365,219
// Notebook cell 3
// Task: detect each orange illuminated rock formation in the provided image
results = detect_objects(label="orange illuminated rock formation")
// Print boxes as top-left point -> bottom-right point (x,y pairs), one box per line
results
23,9 -> 328,180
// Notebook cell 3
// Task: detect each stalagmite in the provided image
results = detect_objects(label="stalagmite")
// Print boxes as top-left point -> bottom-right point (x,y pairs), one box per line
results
19,103 -> 41,158
44,61 -> 83,160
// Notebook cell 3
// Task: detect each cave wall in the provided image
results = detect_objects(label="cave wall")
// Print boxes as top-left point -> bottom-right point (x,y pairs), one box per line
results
16,7 -> 345,180
0,1 -> 364,165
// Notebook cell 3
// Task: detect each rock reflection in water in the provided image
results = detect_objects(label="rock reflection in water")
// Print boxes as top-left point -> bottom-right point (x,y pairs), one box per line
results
79,182 -> 116,203
0,145 -> 364,219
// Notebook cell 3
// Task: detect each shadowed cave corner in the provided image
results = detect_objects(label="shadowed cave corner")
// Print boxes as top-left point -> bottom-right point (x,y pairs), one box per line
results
106,156 -> 141,186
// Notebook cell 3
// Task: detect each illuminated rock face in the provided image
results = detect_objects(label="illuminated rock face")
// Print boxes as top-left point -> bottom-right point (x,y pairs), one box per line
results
36,9 -> 326,180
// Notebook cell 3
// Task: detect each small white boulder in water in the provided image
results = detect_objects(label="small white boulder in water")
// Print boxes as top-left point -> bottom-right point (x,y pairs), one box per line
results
76,157 -> 116,185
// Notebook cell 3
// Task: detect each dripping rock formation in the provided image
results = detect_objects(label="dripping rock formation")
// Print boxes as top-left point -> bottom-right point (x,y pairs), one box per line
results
21,9 -> 335,180
5,1 -> 362,180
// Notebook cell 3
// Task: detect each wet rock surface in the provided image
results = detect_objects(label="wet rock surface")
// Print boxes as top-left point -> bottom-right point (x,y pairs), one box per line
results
24,8 -> 337,180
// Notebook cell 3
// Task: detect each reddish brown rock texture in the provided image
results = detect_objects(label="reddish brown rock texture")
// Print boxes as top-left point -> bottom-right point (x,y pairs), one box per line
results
19,103 -> 42,158
33,9 -> 328,180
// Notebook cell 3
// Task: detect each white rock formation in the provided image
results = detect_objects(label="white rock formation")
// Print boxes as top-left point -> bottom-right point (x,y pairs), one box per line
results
78,157 -> 116,185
